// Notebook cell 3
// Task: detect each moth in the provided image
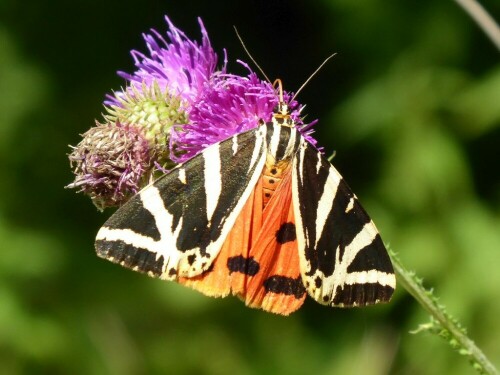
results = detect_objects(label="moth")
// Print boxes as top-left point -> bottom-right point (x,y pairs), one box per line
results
95,84 -> 395,315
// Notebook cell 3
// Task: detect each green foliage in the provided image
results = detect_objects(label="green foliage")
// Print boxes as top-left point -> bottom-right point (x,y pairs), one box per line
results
0,1 -> 498,374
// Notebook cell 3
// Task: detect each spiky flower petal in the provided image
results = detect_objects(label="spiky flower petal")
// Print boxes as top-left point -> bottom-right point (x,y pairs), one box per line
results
112,16 -> 224,106
170,69 -> 319,162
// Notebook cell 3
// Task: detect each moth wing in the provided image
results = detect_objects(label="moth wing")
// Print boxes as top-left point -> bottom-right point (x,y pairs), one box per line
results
95,126 -> 267,280
177,175 -> 264,298
243,170 -> 306,315
292,139 -> 396,307
180,168 -> 306,316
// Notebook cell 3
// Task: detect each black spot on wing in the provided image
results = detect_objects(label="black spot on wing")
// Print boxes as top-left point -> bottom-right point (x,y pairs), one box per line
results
95,239 -> 163,277
263,276 -> 306,299
187,254 -> 197,265
227,255 -> 260,276
314,276 -> 322,288
332,283 -> 394,306
102,196 -> 161,241
275,222 -> 296,244
347,234 -> 394,274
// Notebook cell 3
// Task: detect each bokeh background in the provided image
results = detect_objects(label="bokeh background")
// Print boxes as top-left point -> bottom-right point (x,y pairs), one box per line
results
1,0 -> 499,374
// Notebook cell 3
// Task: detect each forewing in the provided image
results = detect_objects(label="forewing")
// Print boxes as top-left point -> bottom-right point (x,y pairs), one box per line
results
292,139 -> 396,307
95,126 -> 268,280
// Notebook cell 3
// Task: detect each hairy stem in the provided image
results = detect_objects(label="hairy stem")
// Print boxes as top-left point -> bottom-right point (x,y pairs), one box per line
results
389,250 -> 499,375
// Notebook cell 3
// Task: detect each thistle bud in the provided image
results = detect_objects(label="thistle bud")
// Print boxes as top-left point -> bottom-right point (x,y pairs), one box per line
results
105,81 -> 188,166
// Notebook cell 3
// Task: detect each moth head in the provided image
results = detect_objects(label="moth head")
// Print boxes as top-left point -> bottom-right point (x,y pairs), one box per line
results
272,102 -> 294,127
271,78 -> 294,127
274,102 -> 289,116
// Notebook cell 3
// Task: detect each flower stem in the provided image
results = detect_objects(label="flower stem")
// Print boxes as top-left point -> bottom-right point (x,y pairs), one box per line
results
389,249 -> 499,375
454,0 -> 500,50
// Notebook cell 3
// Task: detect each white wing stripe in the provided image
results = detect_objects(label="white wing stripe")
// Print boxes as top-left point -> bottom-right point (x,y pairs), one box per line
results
231,134 -> 238,155
140,186 -> 183,263
314,166 -> 340,249
249,127 -> 265,171
203,143 -> 222,221
344,221 -> 379,266
315,151 -> 322,174
284,127 -> 297,157
96,185 -> 183,265
268,124 -> 281,158
96,227 -> 158,253
178,168 -> 187,184
345,270 -> 396,288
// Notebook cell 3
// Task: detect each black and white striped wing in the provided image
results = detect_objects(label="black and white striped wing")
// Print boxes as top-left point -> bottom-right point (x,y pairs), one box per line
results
292,139 -> 395,307
95,126 -> 267,280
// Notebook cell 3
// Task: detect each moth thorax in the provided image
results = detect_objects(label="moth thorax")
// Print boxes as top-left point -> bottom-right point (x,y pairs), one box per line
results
262,157 -> 290,208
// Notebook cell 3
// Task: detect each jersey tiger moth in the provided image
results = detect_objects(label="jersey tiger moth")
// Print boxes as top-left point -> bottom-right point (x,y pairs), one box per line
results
95,83 -> 396,315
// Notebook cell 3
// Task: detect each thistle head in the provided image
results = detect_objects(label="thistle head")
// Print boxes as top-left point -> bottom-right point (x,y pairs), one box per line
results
105,81 -> 188,166
67,122 -> 153,210
67,17 -> 319,209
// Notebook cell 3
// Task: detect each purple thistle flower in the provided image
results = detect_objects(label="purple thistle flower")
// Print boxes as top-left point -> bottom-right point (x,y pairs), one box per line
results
110,16 -> 225,106
170,65 -> 320,163
68,15 -> 321,209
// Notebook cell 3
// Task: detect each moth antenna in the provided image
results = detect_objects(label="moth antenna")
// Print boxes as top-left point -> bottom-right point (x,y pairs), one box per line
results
291,53 -> 337,102
234,26 -> 272,84
273,79 -> 284,103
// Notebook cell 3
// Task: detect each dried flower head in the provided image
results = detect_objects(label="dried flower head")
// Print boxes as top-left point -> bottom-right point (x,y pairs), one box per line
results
67,122 -> 152,210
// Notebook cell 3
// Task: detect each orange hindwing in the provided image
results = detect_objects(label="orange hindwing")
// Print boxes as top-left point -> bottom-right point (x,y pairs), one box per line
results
178,164 -> 305,315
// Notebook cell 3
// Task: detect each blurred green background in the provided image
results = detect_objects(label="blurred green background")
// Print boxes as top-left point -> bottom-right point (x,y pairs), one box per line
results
1,0 -> 499,374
